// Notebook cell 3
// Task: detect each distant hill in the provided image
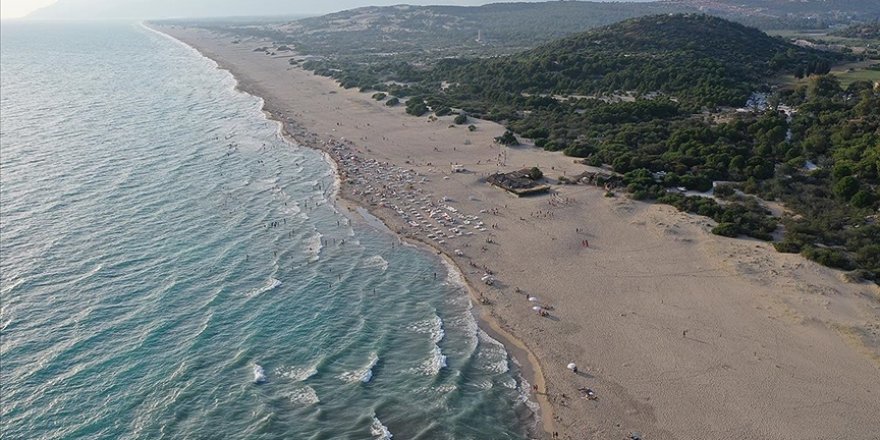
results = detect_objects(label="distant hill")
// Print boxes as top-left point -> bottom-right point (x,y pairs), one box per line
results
667,0 -> 880,18
34,0 -> 880,26
433,14 -> 843,107
831,21 -> 880,40
275,2 -> 690,55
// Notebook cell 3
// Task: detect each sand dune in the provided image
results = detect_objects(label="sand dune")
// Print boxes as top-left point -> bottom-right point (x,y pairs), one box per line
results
155,25 -> 880,440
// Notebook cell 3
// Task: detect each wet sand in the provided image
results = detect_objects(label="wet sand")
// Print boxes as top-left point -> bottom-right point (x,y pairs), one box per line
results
153,24 -> 880,440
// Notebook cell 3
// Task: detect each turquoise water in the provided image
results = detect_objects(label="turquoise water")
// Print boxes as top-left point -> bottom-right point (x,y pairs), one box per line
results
0,21 -> 534,439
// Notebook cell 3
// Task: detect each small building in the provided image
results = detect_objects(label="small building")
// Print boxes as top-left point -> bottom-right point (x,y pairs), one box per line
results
571,169 -> 622,188
487,169 -> 550,197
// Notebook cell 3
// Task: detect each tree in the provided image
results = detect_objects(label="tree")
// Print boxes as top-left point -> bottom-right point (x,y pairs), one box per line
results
454,113 -> 468,124
495,130 -> 518,145
851,190 -> 876,208
833,176 -> 860,200
406,99 -> 428,116
528,167 -> 544,180
807,75 -> 841,100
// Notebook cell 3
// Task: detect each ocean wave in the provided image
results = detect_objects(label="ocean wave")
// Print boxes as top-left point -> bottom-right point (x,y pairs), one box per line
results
477,330 -> 509,374
370,414 -> 393,440
276,362 -> 319,382
518,378 -> 540,413
253,364 -> 267,384
71,263 -> 104,285
419,345 -> 447,376
282,201 -> 301,217
429,383 -> 458,394
286,385 -> 320,406
362,255 -> 389,272
246,277 -> 282,298
306,232 -> 323,262
472,379 -> 494,390
194,310 -> 213,339
407,314 -> 445,345
339,352 -> 379,383
499,376 -> 517,389
440,257 -> 467,289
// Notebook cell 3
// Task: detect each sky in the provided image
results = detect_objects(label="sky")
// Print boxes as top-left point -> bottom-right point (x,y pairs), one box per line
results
1,0 -> 654,20
1,0 -> 58,19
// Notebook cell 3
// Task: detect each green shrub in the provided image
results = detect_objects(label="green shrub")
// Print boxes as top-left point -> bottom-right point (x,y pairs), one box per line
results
802,246 -> 855,271
851,190 -> 876,208
712,222 -> 740,237
528,167 -> 544,180
495,130 -> 519,145
406,101 -> 428,116
773,241 -> 802,253
713,184 -> 736,199
454,113 -> 468,124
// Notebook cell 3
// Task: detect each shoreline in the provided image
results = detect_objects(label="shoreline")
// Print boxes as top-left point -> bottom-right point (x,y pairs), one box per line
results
269,65 -> 559,440
144,23 -> 556,437
149,23 -> 880,440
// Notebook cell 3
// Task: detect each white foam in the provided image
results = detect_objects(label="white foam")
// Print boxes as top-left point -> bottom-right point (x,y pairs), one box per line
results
429,383 -> 458,394
440,257 -> 467,289
407,314 -> 445,344
283,201 -> 302,217
420,345 -> 447,376
276,361 -> 319,382
473,378 -> 494,390
519,378 -> 540,413
363,255 -> 389,272
246,278 -> 282,298
370,414 -> 393,440
477,329 -> 510,374
500,376 -> 517,389
194,310 -> 213,339
339,352 -> 379,383
306,231 -> 323,262
286,385 -> 320,405
253,364 -> 267,384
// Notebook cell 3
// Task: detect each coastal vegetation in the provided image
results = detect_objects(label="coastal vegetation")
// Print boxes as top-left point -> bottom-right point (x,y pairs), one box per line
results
298,14 -> 877,280
183,10 -> 878,279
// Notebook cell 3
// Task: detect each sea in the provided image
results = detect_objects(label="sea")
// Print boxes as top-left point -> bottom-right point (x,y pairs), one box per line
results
0,21 -> 535,439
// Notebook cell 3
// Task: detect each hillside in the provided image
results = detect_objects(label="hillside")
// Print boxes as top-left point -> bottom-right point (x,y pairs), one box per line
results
434,14 -> 842,107
832,21 -> 880,40
669,0 -> 880,18
276,2 -> 689,55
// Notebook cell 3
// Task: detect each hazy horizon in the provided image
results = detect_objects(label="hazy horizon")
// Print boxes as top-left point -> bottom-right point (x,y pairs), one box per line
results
4,0 -> 658,20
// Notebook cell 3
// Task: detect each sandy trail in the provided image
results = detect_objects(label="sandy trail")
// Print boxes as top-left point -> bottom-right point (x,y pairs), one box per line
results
155,25 -> 880,440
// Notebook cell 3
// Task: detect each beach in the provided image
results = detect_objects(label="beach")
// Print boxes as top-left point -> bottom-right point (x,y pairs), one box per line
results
154,25 -> 880,440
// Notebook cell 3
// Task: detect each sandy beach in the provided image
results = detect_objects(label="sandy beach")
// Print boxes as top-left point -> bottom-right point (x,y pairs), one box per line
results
153,24 -> 880,440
